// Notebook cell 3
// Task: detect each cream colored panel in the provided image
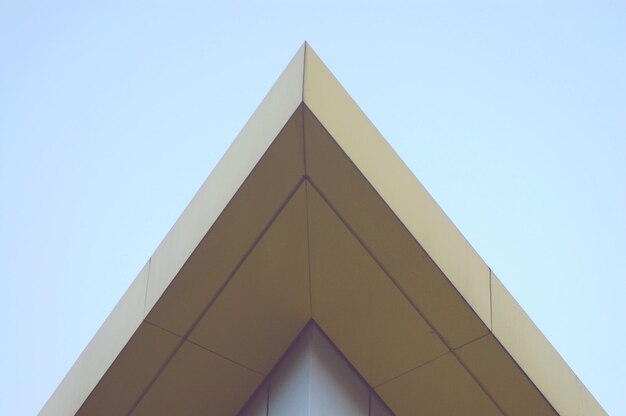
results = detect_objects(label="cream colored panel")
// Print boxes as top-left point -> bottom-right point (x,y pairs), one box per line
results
582,386 -> 609,416
40,263 -> 150,416
376,353 -> 502,416
304,106 -> 488,348
308,185 -> 447,386
491,274 -> 607,416
133,341 -> 263,416
303,45 -> 491,328
147,106 -> 305,337
43,46 -> 307,416
146,44 -> 305,315
189,185 -> 310,374
77,322 -> 181,415
456,334 -> 557,416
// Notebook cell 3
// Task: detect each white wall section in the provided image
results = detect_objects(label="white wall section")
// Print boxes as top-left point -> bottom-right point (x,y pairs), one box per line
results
238,323 -> 394,416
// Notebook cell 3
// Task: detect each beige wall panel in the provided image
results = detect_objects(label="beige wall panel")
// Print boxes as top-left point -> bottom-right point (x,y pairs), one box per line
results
491,274 -> 607,416
145,45 -> 305,316
42,44 -> 605,416
189,185 -> 310,374
146,106 -> 305,337
40,263 -> 150,416
307,185 -> 447,386
455,334 -> 557,416
304,107 -> 488,348
582,384 -> 610,416
303,46 -> 491,329
42,47 -> 306,416
132,341 -> 263,416
376,353 -> 502,416
76,322 -> 181,415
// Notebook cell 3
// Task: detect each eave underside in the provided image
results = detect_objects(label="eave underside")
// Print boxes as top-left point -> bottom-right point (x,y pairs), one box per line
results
71,105 -> 558,416
40,44 -> 606,416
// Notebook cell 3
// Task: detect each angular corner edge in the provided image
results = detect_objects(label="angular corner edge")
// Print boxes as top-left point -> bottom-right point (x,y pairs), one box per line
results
40,44 -> 307,416
302,44 -> 492,328
145,43 -> 306,313
491,272 -> 607,416
39,262 -> 150,416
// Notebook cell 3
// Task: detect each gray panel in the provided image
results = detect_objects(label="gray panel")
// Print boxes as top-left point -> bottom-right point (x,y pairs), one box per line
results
309,327 -> 370,416
371,391 -> 394,416
266,329 -> 312,416
239,382 -> 268,416
259,323 -> 386,416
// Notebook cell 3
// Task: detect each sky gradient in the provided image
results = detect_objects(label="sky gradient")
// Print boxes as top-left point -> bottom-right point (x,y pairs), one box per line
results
1,1 -> 624,414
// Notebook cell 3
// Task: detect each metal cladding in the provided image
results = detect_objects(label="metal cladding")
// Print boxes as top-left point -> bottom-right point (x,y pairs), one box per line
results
40,44 -> 606,416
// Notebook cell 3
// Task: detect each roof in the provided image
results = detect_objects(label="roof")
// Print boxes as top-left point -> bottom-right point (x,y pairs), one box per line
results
40,43 -> 607,416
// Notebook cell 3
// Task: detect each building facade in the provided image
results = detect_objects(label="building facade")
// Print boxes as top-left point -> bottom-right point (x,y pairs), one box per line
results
40,44 -> 607,416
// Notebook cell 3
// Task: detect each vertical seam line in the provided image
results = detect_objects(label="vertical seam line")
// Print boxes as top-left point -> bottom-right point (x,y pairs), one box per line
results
265,376 -> 271,416
302,42 -> 307,107
143,258 -> 151,318
489,267 -> 493,330
305,182 -> 313,318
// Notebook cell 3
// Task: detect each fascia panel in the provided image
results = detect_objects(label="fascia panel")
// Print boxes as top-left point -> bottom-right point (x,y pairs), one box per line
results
491,273 -> 608,416
302,45 -> 492,331
39,262 -> 150,416
188,184 -> 310,375
303,106 -> 489,349
40,45 -> 305,416
146,105 -> 305,337
455,333 -> 558,416
146,44 -> 305,313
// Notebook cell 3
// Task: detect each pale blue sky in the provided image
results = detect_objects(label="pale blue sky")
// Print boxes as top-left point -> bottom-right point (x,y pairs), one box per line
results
1,1 -> 624,415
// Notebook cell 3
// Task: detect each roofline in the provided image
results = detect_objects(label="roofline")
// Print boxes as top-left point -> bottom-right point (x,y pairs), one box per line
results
40,43 -> 606,416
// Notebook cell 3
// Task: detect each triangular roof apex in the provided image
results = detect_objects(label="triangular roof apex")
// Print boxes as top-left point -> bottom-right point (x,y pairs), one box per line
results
40,44 -> 607,416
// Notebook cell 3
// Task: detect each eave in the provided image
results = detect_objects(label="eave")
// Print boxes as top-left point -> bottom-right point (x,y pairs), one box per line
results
40,43 -> 607,416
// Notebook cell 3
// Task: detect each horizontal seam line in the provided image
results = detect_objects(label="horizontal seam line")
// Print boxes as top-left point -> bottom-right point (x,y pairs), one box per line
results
124,177 -> 306,415
306,176 -> 508,416
144,321 -> 265,377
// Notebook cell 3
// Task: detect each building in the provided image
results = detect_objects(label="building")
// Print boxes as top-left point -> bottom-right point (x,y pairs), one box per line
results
40,43 -> 607,416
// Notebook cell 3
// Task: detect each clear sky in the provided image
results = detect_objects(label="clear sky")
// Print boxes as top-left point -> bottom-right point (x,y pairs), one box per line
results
1,1 -> 624,415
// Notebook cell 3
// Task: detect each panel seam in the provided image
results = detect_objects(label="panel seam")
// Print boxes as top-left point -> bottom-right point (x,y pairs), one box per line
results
302,107 -> 490,332
125,178 -> 306,415
144,320 -> 265,376
305,182 -> 313,318
373,350 -> 450,389
143,258 -> 151,318
306,178 -> 508,416
489,267 -> 493,330
266,376 -> 271,416
302,42 -> 307,109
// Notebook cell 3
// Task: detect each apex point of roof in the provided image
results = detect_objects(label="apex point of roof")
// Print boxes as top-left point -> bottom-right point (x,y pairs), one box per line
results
40,44 -> 606,416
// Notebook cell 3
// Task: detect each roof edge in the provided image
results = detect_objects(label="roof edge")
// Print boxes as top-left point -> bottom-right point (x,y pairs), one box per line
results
39,44 -> 306,416
302,45 -> 606,416
302,44 -> 491,328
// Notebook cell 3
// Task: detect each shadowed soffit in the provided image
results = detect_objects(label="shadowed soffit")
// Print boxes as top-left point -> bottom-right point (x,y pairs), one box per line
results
40,43 -> 607,416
